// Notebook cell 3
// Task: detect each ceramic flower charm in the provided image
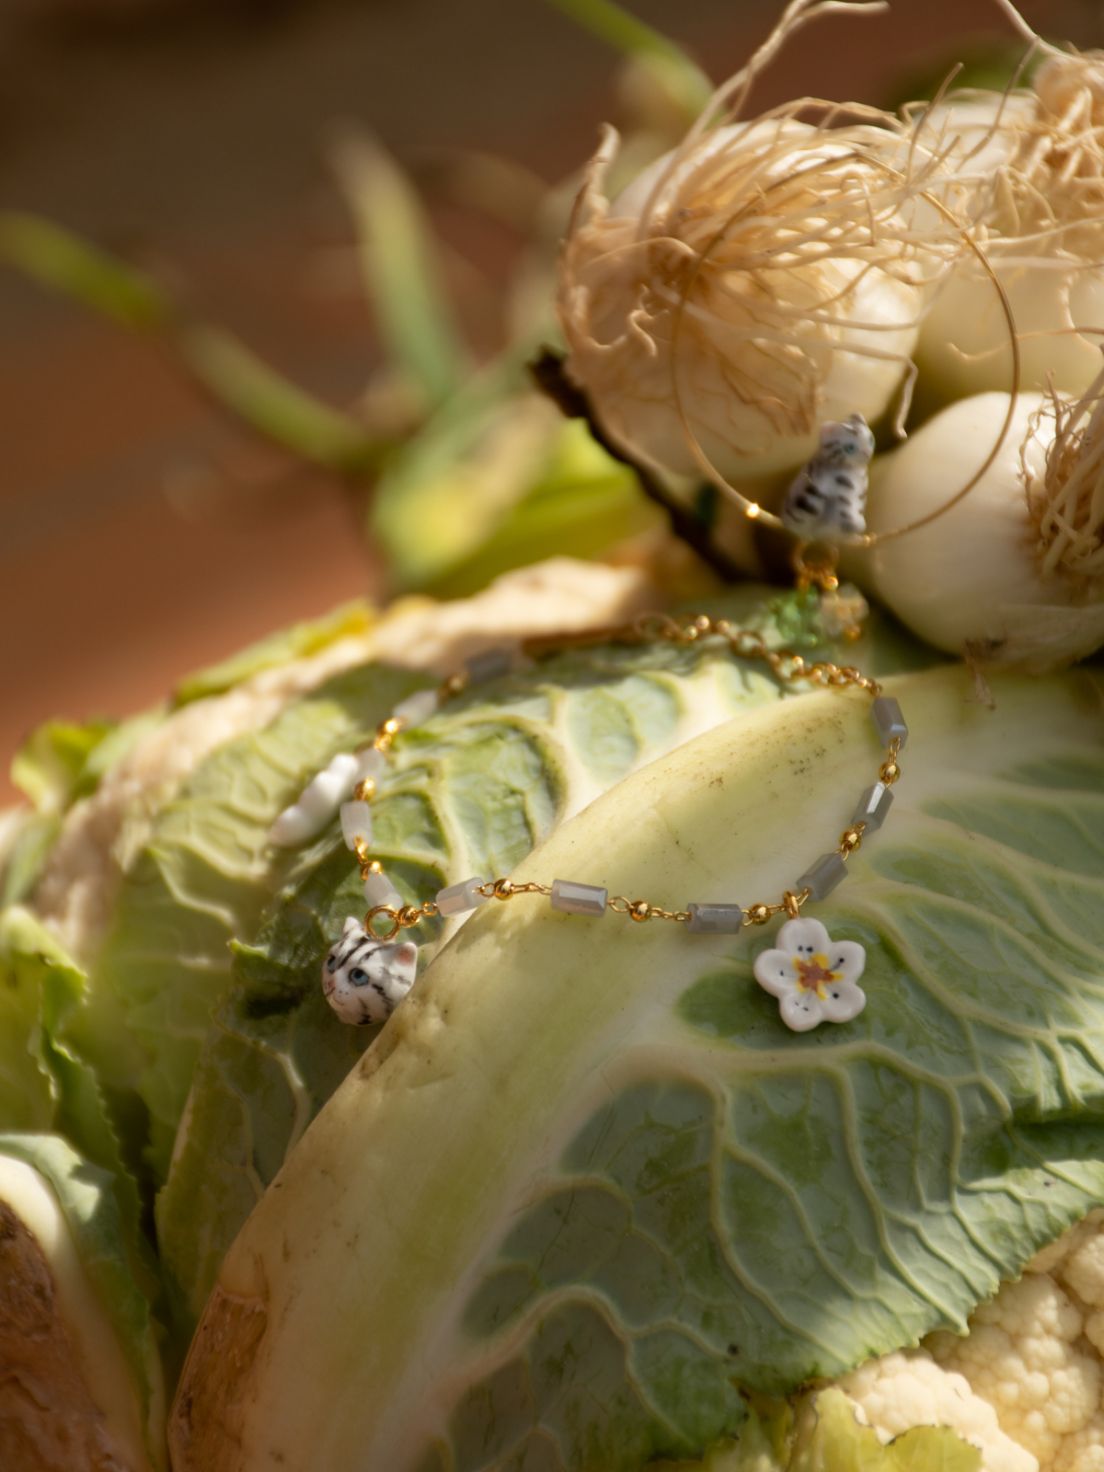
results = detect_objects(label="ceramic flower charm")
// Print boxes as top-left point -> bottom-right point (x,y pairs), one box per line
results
753,917 -> 867,1032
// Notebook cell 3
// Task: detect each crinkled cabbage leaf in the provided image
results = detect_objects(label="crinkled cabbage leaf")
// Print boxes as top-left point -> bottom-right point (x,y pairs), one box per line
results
171,663 -> 1104,1472
158,598 -> 927,1332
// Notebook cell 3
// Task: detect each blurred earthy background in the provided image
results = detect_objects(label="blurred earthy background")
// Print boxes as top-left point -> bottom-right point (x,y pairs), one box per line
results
0,0 -> 1093,801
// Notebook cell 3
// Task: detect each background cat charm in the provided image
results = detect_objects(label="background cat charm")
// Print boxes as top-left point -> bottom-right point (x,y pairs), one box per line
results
322,917 -> 418,1025
781,413 -> 876,539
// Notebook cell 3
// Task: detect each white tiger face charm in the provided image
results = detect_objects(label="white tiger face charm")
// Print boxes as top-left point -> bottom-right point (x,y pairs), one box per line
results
781,413 -> 876,541
322,917 -> 418,1025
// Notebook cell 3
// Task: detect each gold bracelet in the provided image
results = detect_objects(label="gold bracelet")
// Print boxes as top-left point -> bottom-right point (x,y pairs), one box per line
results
273,611 -> 906,1036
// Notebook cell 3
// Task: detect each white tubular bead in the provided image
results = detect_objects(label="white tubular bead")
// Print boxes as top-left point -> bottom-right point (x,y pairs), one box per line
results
302,751 -> 359,818
340,800 -> 374,850
355,748 -> 385,782
392,689 -> 439,726
271,751 -> 362,848
363,869 -> 402,908
269,803 -> 318,847
435,878 -> 488,917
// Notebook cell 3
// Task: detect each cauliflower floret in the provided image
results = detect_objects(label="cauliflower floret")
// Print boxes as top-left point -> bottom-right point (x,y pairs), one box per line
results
840,1349 -> 1038,1472
929,1274 -> 1100,1466
839,1214 -> 1104,1472
1055,1415 -> 1104,1472
1062,1235 -> 1104,1357
1028,1213 -> 1104,1279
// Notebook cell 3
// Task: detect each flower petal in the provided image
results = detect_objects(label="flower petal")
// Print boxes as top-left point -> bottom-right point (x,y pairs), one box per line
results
753,948 -> 800,999
777,916 -> 831,960
825,939 -> 865,987
819,981 -> 867,1024
779,990 -> 824,1032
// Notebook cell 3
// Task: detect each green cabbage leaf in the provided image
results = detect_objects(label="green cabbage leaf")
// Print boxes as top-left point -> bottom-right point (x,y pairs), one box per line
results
61,659 -> 429,1183
170,598 -> 374,705
158,596 -> 926,1334
171,661 -> 1104,1471
0,907 -> 141,1227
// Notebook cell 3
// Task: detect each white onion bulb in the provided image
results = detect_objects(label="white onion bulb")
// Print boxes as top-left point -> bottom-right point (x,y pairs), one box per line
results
857,389 -> 1104,669
913,55 -> 1104,400
557,112 -> 950,485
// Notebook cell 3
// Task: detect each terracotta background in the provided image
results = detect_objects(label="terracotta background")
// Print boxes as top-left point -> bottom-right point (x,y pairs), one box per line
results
0,0 -> 1086,803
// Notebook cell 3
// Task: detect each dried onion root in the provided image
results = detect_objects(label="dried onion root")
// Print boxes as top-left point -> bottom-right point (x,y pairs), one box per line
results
1031,363 -> 1104,587
913,2 -> 1104,399
556,0 -> 966,485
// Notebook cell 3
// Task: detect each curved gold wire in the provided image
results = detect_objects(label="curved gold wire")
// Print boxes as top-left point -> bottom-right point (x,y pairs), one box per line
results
665,145 -> 1022,551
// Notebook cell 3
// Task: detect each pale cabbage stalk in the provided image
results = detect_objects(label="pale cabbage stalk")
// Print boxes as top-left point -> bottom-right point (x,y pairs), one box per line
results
557,103 -> 955,486
0,1139 -> 166,1472
912,29 -> 1104,400
857,382 -> 1104,668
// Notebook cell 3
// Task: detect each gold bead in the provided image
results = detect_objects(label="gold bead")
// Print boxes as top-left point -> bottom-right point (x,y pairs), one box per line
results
374,715 -> 402,751
747,903 -> 771,925
628,900 -> 651,923
354,777 -> 376,802
880,759 -> 901,785
493,879 -> 515,901
839,826 -> 864,854
440,672 -> 467,699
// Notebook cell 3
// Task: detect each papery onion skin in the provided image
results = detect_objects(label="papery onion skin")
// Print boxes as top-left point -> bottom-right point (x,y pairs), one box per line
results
557,117 -> 942,484
856,392 -> 1104,670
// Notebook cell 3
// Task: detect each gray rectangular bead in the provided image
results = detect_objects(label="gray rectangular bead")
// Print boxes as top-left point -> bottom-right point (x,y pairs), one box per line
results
797,852 -> 849,901
687,903 -> 744,934
436,877 -> 488,917
393,688 -> 439,726
465,647 -> 516,683
871,696 -> 908,749
550,879 -> 608,917
853,781 -> 894,831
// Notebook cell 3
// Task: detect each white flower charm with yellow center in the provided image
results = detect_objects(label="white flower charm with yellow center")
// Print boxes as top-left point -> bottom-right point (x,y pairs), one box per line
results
753,918 -> 866,1033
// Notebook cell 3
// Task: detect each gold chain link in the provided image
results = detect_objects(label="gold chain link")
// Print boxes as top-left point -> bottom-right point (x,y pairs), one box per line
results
355,613 -> 900,933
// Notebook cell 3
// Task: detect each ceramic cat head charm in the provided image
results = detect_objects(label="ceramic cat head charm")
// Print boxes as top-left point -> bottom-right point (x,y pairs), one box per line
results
781,413 -> 876,540
321,917 -> 418,1025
